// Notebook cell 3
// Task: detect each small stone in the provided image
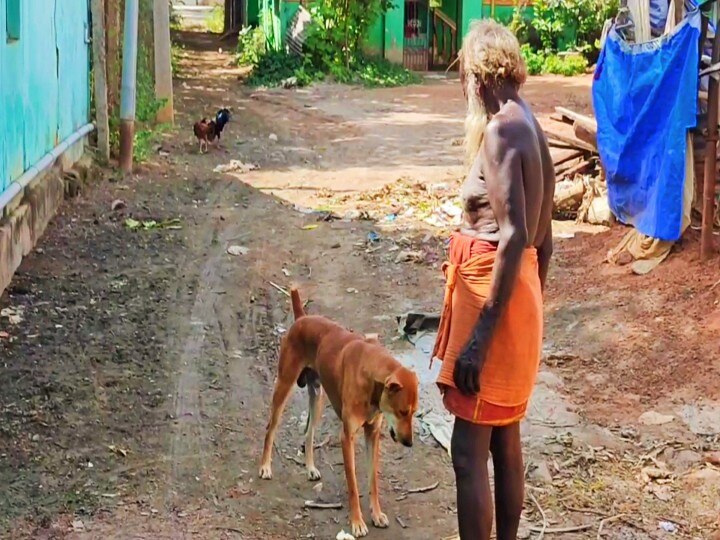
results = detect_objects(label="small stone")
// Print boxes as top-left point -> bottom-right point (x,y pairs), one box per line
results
639,411 -> 675,426
669,449 -> 702,472
528,460 -> 553,484
269,133 -> 279,142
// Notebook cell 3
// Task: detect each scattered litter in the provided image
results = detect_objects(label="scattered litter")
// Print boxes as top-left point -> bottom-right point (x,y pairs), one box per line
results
312,482 -> 323,493
282,268 -> 291,277
111,199 -> 126,211
227,245 -> 250,256
336,530 -> 355,540
396,516 -> 407,528
397,312 -> 441,337
346,288 -> 358,294
396,481 -> 440,499
71,519 -> 85,532
302,224 -> 319,230
108,444 -> 129,458
269,133 -> 279,142
0,331 -> 9,340
1,307 -> 24,325
281,77 -> 297,89
268,281 -> 291,297
124,218 -> 182,231
659,521 -> 678,533
394,250 -> 424,264
213,160 -> 258,174
305,500 -> 343,509
418,410 -> 451,454
367,231 -> 381,243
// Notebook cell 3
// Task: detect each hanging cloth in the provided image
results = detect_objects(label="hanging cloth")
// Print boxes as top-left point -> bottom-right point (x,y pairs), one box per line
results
593,8 -> 700,242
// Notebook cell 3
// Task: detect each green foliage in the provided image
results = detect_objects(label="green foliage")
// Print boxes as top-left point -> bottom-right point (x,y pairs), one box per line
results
206,6 -> 225,33
521,44 -> 589,76
237,26 -> 267,67
520,43 -> 544,76
348,57 -> 421,87
246,50 -> 306,87
515,0 -> 618,58
304,0 -> 393,70
541,54 -> 589,75
242,0 -> 417,89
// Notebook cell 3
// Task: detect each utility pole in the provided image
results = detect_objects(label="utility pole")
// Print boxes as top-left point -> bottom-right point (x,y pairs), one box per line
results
119,0 -> 139,173
154,0 -> 174,124
91,0 -> 110,161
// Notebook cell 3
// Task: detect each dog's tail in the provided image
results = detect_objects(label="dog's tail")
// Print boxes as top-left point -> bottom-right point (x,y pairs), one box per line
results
290,287 -> 305,320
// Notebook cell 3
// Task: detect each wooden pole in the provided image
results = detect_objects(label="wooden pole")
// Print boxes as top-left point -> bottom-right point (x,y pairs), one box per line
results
106,0 -> 121,118
153,0 -> 174,124
701,18 -> 720,260
91,0 -> 110,161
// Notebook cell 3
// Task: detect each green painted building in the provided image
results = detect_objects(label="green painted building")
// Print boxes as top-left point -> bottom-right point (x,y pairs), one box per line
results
244,0 -> 530,71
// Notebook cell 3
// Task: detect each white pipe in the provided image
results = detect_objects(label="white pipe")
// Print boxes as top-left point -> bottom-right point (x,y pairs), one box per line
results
0,123 -> 95,215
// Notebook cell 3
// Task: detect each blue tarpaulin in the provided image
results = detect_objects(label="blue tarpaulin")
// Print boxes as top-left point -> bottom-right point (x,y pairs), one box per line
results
592,9 -> 700,241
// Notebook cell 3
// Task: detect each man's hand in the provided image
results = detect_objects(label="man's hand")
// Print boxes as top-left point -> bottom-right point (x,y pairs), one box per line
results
453,329 -> 488,395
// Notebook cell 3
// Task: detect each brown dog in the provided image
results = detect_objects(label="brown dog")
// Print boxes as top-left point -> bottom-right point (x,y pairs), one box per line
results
259,288 -> 419,537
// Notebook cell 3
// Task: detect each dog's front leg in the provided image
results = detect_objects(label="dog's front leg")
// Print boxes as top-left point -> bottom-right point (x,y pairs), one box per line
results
341,425 -> 368,537
365,419 -> 389,529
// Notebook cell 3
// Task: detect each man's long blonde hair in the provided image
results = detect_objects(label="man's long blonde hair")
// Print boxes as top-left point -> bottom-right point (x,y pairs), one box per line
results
462,20 -> 527,165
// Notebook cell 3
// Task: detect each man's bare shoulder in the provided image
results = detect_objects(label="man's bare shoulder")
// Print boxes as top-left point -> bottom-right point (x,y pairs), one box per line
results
484,112 -> 536,161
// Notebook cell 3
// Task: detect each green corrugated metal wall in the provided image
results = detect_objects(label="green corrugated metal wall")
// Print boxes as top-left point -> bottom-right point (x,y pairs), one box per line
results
0,0 -> 90,195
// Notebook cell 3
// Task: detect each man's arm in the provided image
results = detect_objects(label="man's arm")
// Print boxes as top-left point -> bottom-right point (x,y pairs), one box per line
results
473,120 -> 529,340
537,223 -> 553,293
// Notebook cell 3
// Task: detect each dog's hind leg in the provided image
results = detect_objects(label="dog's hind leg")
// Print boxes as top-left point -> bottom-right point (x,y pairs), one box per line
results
304,374 -> 325,481
259,344 -> 304,480
365,418 -> 389,529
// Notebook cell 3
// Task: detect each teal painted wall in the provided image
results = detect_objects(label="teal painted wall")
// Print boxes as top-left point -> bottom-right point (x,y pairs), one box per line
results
384,0 -> 404,63
0,0 -> 90,195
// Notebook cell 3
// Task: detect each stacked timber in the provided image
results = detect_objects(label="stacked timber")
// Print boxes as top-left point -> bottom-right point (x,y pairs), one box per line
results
545,107 -> 611,225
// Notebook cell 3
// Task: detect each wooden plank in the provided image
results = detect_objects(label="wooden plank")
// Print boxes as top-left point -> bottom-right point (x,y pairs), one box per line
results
555,157 -> 584,176
555,107 -> 598,130
553,149 -> 585,167
573,121 -> 597,150
544,128 -> 598,153
559,158 -> 595,180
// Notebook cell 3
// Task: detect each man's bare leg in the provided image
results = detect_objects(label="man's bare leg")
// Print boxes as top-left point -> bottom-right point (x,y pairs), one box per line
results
490,422 -> 524,540
451,418 -> 493,540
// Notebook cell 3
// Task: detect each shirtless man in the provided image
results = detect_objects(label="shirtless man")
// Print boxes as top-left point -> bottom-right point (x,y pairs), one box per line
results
431,20 -> 555,540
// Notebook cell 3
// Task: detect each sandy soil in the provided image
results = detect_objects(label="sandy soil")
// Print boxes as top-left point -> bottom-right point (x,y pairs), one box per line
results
0,32 -> 718,540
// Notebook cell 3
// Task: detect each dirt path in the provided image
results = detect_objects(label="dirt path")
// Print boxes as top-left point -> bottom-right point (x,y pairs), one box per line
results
1,31 -> 719,540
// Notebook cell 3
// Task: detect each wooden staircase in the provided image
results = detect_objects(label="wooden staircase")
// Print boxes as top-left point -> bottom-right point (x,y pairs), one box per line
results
432,8 -> 458,69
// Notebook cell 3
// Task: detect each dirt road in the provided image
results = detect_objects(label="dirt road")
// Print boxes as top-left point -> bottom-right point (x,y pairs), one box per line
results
1,32 -> 718,539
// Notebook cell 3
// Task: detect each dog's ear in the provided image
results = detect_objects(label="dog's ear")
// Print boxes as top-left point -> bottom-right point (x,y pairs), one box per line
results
385,372 -> 403,394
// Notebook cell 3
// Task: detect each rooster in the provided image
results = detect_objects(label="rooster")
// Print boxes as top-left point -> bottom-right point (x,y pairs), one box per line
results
193,108 -> 232,153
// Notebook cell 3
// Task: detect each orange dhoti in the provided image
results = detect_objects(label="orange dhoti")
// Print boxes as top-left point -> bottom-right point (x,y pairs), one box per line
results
433,233 -> 543,426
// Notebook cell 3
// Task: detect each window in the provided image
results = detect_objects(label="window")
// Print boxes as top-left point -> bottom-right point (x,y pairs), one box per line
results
6,0 -> 21,42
